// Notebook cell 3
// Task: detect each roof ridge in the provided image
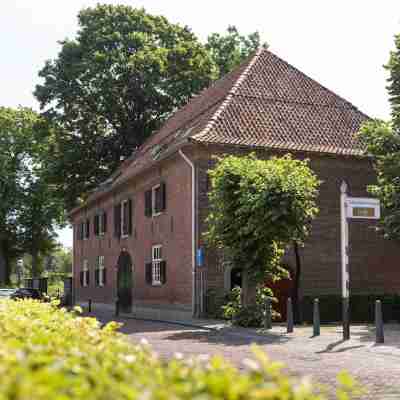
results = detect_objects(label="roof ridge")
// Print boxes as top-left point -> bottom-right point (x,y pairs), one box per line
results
191,47 -> 265,142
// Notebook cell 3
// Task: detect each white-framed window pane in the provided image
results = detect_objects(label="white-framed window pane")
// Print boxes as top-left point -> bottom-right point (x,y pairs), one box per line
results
98,255 -> 105,286
83,260 -> 89,287
152,245 -> 162,284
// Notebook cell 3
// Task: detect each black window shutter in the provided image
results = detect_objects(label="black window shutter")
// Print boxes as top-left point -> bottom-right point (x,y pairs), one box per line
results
80,271 -> 84,287
103,268 -> 107,285
77,224 -> 82,241
86,219 -> 90,239
94,215 -> 99,236
128,199 -> 133,235
79,222 -> 84,240
160,260 -> 167,284
144,190 -> 152,217
103,211 -> 107,233
145,262 -> 152,284
114,204 -> 121,237
87,269 -> 90,286
160,182 -> 166,211
95,269 -> 99,286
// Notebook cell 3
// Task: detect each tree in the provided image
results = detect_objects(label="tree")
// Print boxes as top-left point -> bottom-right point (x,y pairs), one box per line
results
35,4 -> 266,210
206,25 -> 267,78
205,154 -> 320,306
34,4 -> 217,209
359,33 -> 400,239
0,107 -> 65,283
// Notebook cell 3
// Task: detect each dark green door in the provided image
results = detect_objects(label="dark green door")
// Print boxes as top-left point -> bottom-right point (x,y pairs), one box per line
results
117,251 -> 133,312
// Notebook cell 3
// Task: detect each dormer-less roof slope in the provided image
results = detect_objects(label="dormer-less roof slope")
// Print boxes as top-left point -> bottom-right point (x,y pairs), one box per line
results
190,48 -> 369,155
71,48 -> 369,214
116,47 -> 368,184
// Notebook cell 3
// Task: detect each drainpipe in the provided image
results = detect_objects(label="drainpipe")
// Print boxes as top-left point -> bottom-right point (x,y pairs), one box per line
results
179,149 -> 196,317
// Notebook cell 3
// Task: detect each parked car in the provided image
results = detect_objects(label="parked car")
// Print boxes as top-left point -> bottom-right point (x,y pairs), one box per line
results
0,289 -> 16,298
10,288 -> 47,301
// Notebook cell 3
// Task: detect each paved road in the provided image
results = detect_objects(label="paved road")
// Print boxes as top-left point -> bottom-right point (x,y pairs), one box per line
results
90,311 -> 400,399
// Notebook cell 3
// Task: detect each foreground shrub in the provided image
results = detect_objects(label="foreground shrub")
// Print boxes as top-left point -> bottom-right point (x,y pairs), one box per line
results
0,300 -> 358,399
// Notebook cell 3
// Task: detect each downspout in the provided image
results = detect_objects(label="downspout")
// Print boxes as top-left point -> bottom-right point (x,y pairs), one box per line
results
179,149 -> 196,317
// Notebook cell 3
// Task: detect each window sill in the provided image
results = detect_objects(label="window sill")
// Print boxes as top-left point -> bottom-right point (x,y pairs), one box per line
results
152,212 -> 162,218
151,282 -> 162,286
121,234 -> 129,239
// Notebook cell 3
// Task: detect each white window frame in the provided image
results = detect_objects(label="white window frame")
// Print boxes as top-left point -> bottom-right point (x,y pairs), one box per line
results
98,255 -> 105,287
121,199 -> 129,238
152,245 -> 162,285
83,260 -> 89,287
99,213 -> 106,236
152,184 -> 162,217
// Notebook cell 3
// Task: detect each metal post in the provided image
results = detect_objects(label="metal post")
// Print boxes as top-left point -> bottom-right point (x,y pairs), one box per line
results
88,299 -> 92,313
340,181 -> 350,341
375,300 -> 384,344
343,298 -> 350,340
115,298 -> 120,317
287,297 -> 294,333
313,298 -> 320,336
264,297 -> 272,329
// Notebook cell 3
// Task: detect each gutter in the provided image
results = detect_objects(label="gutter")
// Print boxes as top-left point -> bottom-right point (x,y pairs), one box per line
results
178,149 -> 196,317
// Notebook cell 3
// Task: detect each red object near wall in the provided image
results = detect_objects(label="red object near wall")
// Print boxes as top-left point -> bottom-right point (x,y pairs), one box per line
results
266,273 -> 294,322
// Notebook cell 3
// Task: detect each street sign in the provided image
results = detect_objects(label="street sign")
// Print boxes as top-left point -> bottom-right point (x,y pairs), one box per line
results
196,248 -> 204,267
346,197 -> 380,219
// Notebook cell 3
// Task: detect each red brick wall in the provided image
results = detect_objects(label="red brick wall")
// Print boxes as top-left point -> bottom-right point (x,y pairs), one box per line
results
71,153 -> 193,308
194,145 -> 400,297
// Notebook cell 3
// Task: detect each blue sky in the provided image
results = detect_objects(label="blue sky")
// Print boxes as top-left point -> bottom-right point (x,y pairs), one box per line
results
2,0 -> 400,247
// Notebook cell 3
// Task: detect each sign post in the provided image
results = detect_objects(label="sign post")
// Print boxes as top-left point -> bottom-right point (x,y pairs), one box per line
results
340,181 -> 350,340
340,181 -> 380,341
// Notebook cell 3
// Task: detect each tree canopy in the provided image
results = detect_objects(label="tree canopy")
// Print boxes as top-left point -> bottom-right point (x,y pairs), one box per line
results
206,25 -> 267,78
35,4 -> 264,209
205,154 -> 320,305
359,32 -> 400,239
0,107 -> 65,283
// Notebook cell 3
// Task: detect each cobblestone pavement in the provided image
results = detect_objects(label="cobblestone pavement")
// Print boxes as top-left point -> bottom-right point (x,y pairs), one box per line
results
90,311 -> 400,399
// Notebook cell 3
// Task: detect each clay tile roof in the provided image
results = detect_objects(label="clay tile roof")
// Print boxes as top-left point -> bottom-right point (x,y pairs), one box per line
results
119,47 -> 369,185
190,48 -> 369,156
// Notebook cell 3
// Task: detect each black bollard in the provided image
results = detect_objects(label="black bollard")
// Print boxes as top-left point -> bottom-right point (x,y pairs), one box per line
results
264,297 -> 272,330
375,300 -> 384,344
115,299 -> 120,317
287,297 -> 294,333
88,299 -> 92,313
342,297 -> 350,340
313,298 -> 320,336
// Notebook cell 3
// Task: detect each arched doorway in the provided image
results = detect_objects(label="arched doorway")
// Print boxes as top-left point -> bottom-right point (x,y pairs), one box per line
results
117,251 -> 133,312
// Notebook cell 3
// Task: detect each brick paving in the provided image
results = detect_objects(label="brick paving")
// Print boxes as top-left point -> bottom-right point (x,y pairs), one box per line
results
90,311 -> 400,399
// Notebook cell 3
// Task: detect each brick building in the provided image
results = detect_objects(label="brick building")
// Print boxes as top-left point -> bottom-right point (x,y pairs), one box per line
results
70,48 -> 400,320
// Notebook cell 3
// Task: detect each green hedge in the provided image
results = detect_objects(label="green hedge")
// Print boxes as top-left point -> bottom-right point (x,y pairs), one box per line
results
0,299 -> 359,399
302,294 -> 400,323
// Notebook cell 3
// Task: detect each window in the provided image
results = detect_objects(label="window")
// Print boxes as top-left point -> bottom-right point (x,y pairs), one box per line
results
94,212 -> 107,236
114,200 -> 132,238
96,256 -> 106,287
145,183 -> 166,217
152,245 -> 162,285
121,200 -> 130,237
99,212 -> 107,235
83,219 -> 90,240
82,260 -> 89,287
